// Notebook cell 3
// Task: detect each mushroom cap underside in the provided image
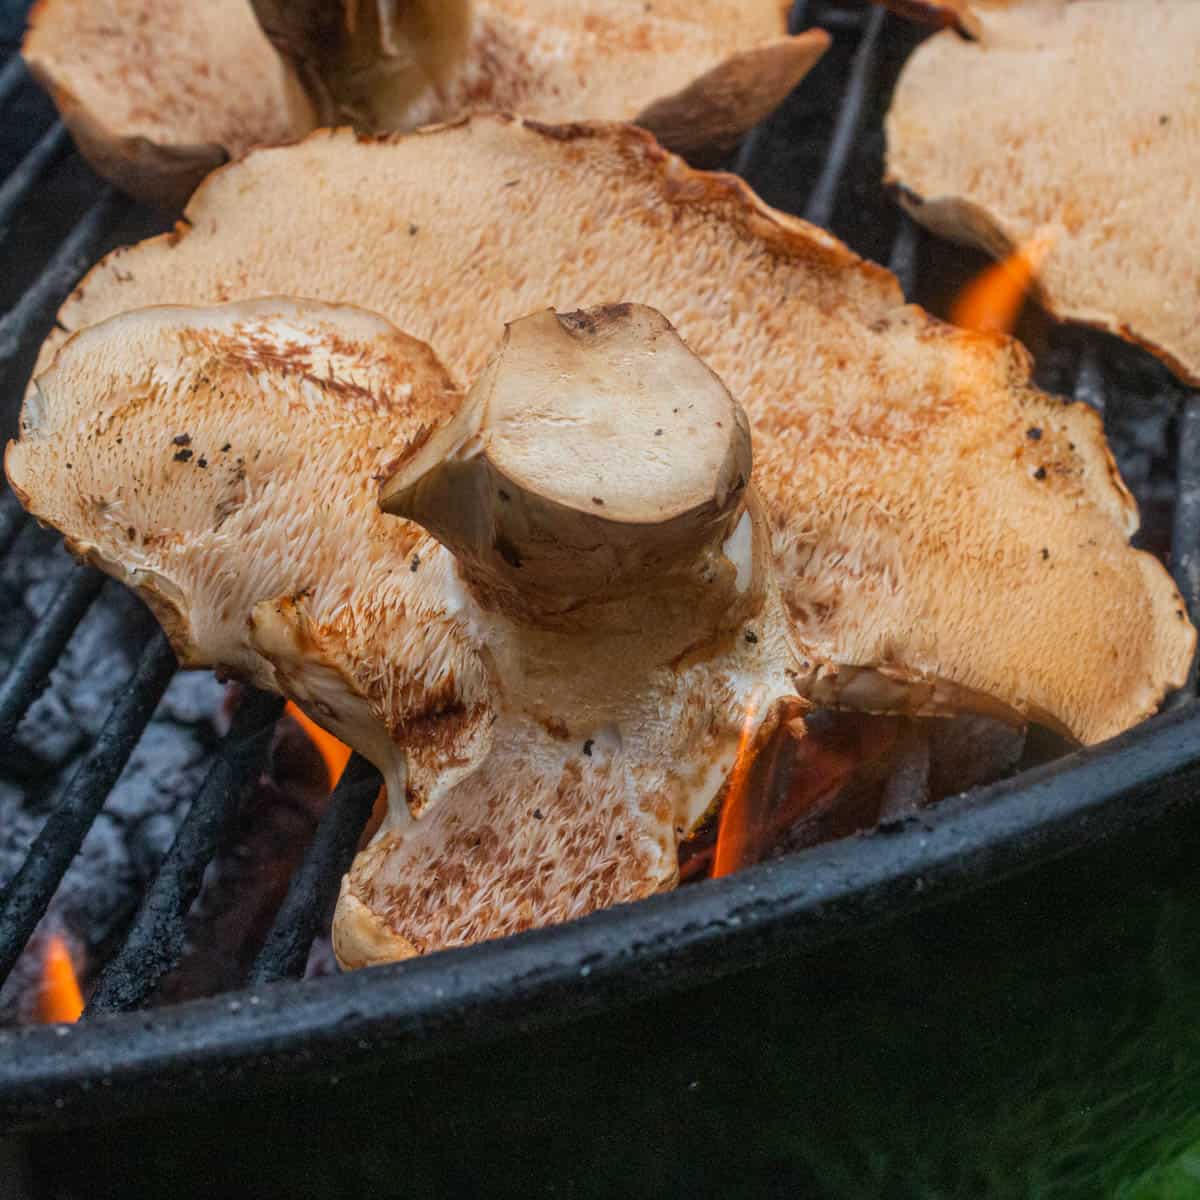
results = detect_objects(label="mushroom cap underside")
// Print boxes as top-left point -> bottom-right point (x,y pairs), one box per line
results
885,0 -> 1200,384
8,297 -> 802,960
33,115 -> 1196,744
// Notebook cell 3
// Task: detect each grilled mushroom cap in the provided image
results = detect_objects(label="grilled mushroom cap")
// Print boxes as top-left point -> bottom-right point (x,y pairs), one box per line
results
34,116 -> 1196,743
8,298 -> 478,816
6,299 -> 803,962
23,0 -> 827,205
22,0 -> 316,209
885,0 -> 1200,384
253,0 -> 829,160
340,303 -> 801,962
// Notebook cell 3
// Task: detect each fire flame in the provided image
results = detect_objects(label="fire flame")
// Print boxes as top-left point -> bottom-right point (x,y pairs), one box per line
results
37,934 -> 83,1024
950,231 -> 1055,335
285,701 -> 351,788
688,713 -> 907,881
711,691 -> 764,878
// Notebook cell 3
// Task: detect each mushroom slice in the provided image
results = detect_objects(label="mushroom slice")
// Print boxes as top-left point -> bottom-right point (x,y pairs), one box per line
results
6,297 -> 495,816
22,0 -> 316,209
24,0 -> 826,205
264,0 -> 831,161
460,1 -> 829,161
7,300 -> 804,961
885,0 -> 1200,383
37,117 -> 1195,744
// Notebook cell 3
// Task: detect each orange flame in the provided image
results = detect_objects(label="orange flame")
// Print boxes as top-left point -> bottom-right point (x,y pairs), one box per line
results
950,232 -> 1055,336
37,935 -> 83,1024
688,713 -> 908,882
285,701 -> 351,788
711,691 -> 765,878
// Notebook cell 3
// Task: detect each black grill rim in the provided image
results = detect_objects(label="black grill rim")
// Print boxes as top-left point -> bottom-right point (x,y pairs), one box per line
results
1,0 -> 1199,1132
3,699 -> 1199,1131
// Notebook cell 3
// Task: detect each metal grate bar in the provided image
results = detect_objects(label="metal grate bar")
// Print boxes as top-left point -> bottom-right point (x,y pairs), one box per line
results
732,123 -> 768,183
1170,394 -> 1200,700
0,188 -> 125,367
249,754 -> 381,984
788,0 -> 813,34
87,690 -> 286,1014
0,566 -> 104,744
887,212 -> 919,299
0,123 -> 69,233
1074,346 -> 1105,415
733,0 -> 816,182
814,2 -> 876,32
0,56 -> 28,111
0,490 -> 26,558
804,4 -> 886,229
0,633 -> 176,985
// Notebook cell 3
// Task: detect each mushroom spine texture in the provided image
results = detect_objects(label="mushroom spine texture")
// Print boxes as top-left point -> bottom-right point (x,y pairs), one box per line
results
6,298 -> 805,963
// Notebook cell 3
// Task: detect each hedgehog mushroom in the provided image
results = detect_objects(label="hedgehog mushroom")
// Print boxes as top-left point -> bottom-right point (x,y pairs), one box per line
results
22,0 -> 317,209
41,117 -> 1195,746
885,0 -> 1200,382
340,303 -> 804,962
6,297 -> 483,816
251,0 -> 830,161
6,298 -> 805,963
24,0 -> 827,206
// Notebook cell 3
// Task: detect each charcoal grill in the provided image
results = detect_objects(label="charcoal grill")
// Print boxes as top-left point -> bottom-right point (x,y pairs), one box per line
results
3,3 -> 1200,1196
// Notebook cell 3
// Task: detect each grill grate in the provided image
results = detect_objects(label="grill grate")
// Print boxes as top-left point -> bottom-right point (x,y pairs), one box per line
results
0,0 -> 1196,1033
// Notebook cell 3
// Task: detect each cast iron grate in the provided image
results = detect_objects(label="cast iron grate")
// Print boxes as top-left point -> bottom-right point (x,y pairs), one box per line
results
0,0 -> 1195,1080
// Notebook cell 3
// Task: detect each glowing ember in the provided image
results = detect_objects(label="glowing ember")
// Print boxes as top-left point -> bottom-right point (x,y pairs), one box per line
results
950,231 -> 1055,335
711,692 -> 765,878
284,701 -> 351,788
36,934 -> 83,1024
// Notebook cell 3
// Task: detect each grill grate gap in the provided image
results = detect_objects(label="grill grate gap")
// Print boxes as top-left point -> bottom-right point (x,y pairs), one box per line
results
250,754 -> 381,985
87,691 -> 286,1014
0,632 -> 176,985
0,56 -> 27,111
804,3 -> 885,229
0,566 -> 104,743
0,121 -> 67,232
1170,395 -> 1200,699
1074,346 -> 1105,416
0,187 -> 125,372
0,489 -> 25,558
887,211 -> 919,299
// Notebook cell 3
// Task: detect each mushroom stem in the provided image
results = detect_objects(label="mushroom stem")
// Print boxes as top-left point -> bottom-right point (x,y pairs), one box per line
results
381,304 -> 761,640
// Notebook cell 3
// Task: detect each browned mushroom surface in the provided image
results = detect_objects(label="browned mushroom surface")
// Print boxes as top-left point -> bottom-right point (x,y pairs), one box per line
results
886,0 -> 1200,384
9,299 -> 470,813
7,300 -> 804,962
23,0 -> 828,205
34,117 -> 1194,747
22,0 -> 316,208
368,0 -> 830,160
